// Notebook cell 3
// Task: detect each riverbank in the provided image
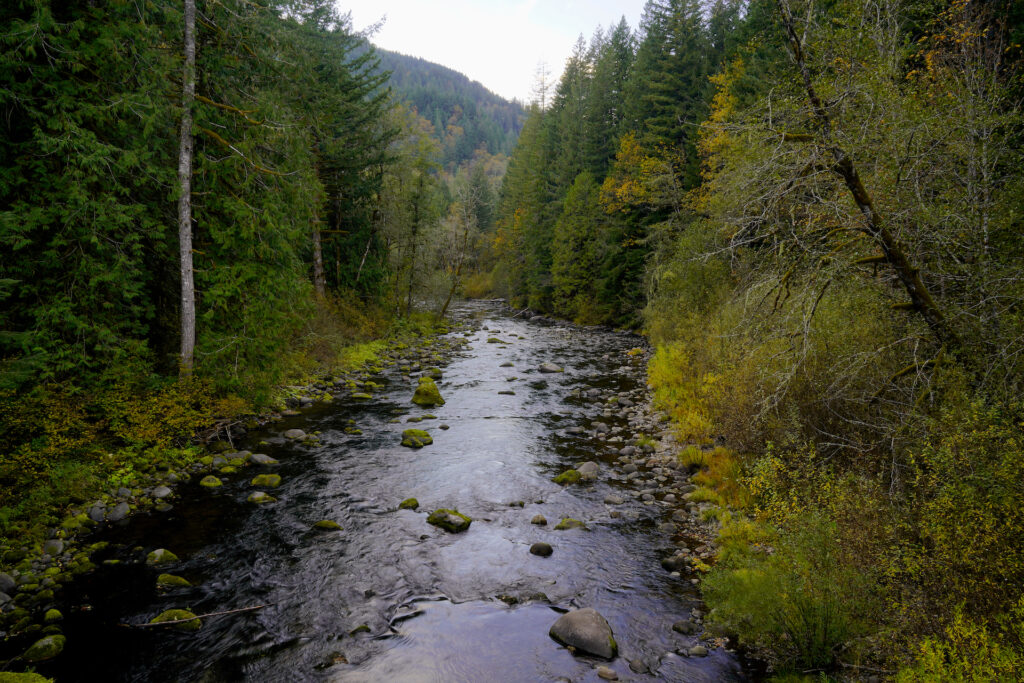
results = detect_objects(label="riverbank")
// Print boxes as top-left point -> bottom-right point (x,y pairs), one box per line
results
0,306 -> 459,662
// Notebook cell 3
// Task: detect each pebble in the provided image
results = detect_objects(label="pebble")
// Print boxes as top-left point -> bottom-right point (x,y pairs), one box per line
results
596,665 -> 618,680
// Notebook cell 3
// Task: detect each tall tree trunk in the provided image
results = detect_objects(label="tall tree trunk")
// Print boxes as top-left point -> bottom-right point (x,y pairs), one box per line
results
178,0 -> 197,375
312,214 -> 325,297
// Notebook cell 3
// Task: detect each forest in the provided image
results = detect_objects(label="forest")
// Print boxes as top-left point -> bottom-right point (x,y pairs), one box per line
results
482,0 -> 1024,678
1,0 -> 1023,679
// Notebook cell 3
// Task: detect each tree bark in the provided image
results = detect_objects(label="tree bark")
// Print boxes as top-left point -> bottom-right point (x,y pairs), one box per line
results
776,0 -> 956,350
312,215 -> 325,297
178,0 -> 197,375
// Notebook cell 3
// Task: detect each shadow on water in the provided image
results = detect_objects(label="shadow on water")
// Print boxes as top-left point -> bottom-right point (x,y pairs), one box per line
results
29,301 -> 750,682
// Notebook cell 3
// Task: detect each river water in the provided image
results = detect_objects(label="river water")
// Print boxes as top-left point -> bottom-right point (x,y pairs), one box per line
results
36,302 -> 746,682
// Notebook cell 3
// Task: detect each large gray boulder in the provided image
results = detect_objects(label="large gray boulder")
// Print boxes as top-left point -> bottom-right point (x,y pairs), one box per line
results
549,608 -> 618,659
538,362 -> 564,374
577,461 -> 600,481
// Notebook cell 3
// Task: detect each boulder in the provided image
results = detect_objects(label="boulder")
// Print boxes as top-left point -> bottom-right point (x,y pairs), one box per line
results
577,461 -> 600,481
156,574 -> 192,588
146,548 -> 179,566
250,474 -> 282,488
411,377 -> 445,406
313,520 -> 342,531
23,634 -> 65,662
603,494 -> 625,505
425,367 -> 443,379
149,609 -> 201,631
552,469 -> 581,486
538,362 -> 564,373
531,514 -> 547,526
247,492 -> 276,504
250,453 -> 278,466
398,498 -> 420,510
549,608 -> 617,659
554,518 -> 586,531
672,619 -> 698,635
199,475 -> 223,488
107,502 -> 130,522
283,428 -> 306,440
42,540 -> 64,556
426,509 -> 471,533
152,485 -> 172,499
530,542 -> 553,557
401,429 -> 433,448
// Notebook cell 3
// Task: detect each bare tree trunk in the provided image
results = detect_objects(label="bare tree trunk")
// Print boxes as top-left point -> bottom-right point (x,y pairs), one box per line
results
178,0 -> 197,376
354,231 -> 373,284
312,215 -> 325,297
777,0 -> 956,351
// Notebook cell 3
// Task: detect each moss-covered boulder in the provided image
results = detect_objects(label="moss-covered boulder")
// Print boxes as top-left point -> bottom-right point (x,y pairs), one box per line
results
43,609 -> 62,623
401,429 -> 433,448
398,498 -> 419,510
149,609 -> 201,631
250,474 -> 281,488
425,367 -> 443,379
146,548 -> 179,565
22,634 -> 65,662
0,672 -> 54,682
552,469 -> 581,486
313,520 -> 341,531
427,509 -> 472,533
351,393 -> 373,400
199,475 -> 222,488
156,574 -> 192,588
411,377 -> 445,406
247,492 -> 276,504
554,518 -> 587,531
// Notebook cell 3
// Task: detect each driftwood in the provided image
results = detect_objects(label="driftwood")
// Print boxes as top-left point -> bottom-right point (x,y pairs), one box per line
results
122,604 -> 270,628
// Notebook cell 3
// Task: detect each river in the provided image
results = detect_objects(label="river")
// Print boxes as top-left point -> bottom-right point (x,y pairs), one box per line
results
32,301 -> 747,682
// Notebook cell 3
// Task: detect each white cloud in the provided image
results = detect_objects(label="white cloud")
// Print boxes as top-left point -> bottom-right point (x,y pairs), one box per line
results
336,0 -> 646,103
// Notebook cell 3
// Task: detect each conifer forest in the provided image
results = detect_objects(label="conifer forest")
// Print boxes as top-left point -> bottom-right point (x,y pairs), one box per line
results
1,1 -> 1023,680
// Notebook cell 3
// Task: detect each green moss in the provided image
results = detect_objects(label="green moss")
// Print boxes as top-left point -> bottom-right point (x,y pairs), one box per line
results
43,609 -> 63,623
401,429 -> 433,448
0,673 -> 55,682
426,508 -> 472,533
425,367 -> 443,379
247,492 -> 276,504
554,518 -> 587,530
349,624 -> 371,635
156,573 -> 192,588
411,377 -> 445,406
199,475 -> 222,488
350,392 -> 372,400
552,469 -> 581,485
146,548 -> 179,565
22,634 -> 65,662
399,498 -> 419,510
313,520 -> 342,531
250,474 -> 281,488
149,609 -> 201,631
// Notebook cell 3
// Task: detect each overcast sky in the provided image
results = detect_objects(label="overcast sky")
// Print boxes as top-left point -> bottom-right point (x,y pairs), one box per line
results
338,0 -> 648,103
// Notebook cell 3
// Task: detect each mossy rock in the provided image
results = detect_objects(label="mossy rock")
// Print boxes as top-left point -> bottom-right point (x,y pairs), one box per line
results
156,574 -> 192,588
149,609 -> 201,631
411,377 -> 445,407
313,520 -> 342,531
247,492 -> 276,504
0,672 -> 55,682
43,609 -> 62,623
552,469 -> 581,486
554,518 -> 587,531
22,634 -> 65,662
251,474 -> 282,488
398,498 -> 419,510
351,393 -> 373,400
146,548 -> 179,565
426,509 -> 472,533
199,456 -> 214,466
486,337 -> 506,344
349,624 -> 371,635
425,367 -> 443,379
219,466 -> 238,475
401,429 -> 433,448
199,475 -> 223,488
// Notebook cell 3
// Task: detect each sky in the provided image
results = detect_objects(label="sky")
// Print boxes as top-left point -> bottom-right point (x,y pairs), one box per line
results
337,0 -> 648,104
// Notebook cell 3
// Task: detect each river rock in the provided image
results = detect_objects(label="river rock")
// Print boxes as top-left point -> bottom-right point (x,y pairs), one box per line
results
401,429 -> 433,448
42,539 -> 64,556
200,475 -> 223,488
688,645 -> 708,657
531,514 -> 547,525
0,573 -> 15,594
152,485 -> 172,499
88,504 -> 106,522
156,574 -> 192,588
577,461 -> 600,481
149,609 -> 202,631
597,665 -> 619,680
107,501 -> 130,522
552,469 -> 580,485
603,494 -> 624,505
146,548 -> 179,566
250,453 -> 279,465
672,619 -> 698,635
530,542 -> 553,557
554,518 -> 586,531
23,634 -> 65,662
283,428 -> 306,440
313,520 -> 342,531
251,474 -> 281,487
247,492 -> 276,504
425,367 -> 443,379
549,608 -> 617,659
411,377 -> 445,406
399,498 -> 420,510
426,509 -> 471,533
538,362 -> 563,373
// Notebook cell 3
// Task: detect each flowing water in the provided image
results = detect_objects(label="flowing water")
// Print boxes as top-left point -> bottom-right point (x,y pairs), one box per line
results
33,302 -> 747,682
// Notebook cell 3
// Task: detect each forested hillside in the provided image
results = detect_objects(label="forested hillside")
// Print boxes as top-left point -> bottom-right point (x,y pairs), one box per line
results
487,0 -> 1024,678
377,49 -> 525,168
